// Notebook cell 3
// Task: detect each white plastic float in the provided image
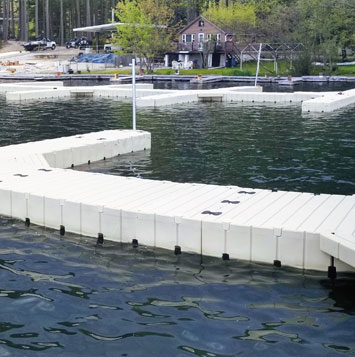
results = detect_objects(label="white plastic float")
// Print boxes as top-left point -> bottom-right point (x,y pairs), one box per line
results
2,81 -> 355,112
0,130 -> 354,274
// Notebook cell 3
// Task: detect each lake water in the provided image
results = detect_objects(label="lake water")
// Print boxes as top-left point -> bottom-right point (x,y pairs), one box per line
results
0,90 -> 355,356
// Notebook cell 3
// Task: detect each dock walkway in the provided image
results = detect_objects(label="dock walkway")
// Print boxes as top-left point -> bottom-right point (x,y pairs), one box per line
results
0,130 -> 354,273
1,81 -> 355,112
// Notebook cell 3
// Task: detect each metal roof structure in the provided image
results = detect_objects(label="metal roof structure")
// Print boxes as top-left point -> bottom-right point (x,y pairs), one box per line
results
73,22 -> 167,34
73,23 -> 125,33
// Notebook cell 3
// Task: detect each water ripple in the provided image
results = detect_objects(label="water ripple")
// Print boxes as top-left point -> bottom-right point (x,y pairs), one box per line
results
79,329 -> 174,342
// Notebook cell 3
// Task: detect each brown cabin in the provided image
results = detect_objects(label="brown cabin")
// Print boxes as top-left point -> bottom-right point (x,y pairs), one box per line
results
165,15 -> 236,69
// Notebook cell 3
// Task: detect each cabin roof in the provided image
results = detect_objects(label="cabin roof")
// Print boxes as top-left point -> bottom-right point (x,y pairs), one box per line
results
178,15 -> 228,35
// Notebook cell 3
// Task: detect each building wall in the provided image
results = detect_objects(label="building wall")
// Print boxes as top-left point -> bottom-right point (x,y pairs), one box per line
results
180,19 -> 225,43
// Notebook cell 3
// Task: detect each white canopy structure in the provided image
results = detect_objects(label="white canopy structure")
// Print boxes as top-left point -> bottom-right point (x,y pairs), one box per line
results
73,23 -> 125,34
73,22 -> 167,53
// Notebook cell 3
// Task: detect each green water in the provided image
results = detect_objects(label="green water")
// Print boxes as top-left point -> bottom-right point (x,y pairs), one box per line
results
0,95 -> 355,356
71,99 -> 355,195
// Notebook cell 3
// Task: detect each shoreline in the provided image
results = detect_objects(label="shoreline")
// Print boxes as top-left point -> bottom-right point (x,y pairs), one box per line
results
1,73 -> 355,84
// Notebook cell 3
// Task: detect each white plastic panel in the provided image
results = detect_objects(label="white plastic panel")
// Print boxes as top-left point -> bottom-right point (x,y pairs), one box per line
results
251,227 -> 276,264
0,130 -> 354,272
101,207 -> 121,242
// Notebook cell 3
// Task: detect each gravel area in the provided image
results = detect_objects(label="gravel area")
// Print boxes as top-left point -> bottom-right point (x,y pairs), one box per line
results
0,41 -> 82,75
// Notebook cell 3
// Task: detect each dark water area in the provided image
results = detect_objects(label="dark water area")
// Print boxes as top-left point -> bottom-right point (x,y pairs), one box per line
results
152,79 -> 355,93
1,217 -> 355,356
1,90 -> 355,355
1,96 -> 354,195
72,100 -> 354,195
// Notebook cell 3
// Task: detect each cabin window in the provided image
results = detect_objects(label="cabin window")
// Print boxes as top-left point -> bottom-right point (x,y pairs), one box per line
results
182,34 -> 186,43
226,34 -> 233,42
199,20 -> 204,27
198,33 -> 204,42
216,33 -> 221,42
185,34 -> 193,42
207,34 -> 212,40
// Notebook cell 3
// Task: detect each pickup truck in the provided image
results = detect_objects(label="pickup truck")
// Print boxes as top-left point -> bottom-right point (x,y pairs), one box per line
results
23,37 -> 56,51
104,43 -> 120,53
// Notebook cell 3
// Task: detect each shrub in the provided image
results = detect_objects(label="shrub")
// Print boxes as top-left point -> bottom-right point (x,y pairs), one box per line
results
292,52 -> 313,76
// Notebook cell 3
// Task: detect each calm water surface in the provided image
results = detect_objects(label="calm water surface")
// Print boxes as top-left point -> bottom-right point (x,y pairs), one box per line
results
0,93 -> 355,356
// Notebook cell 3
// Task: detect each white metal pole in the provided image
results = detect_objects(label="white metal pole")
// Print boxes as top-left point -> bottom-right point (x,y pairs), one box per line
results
132,58 -> 136,130
255,43 -> 262,87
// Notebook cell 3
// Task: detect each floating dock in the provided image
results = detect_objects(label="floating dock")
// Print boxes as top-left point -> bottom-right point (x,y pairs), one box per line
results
0,130 -> 354,274
2,73 -> 355,84
1,81 -> 355,112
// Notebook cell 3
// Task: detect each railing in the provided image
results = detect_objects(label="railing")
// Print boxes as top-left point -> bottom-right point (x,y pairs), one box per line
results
176,41 -> 227,52
172,41 -> 304,58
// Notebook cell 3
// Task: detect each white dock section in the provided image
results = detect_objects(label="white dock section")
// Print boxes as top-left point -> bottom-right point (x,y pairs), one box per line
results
302,89 -> 355,112
0,130 -> 354,273
1,81 -> 355,112
0,130 -> 151,172
0,82 -> 156,102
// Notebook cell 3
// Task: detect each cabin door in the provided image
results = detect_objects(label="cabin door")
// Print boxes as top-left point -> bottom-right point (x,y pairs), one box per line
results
212,53 -> 220,67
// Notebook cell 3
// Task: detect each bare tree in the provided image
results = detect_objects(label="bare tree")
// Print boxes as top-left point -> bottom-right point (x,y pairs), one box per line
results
86,0 -> 91,40
24,0 -> 28,41
76,0 -> 81,37
35,0 -> 39,37
45,0 -> 49,38
3,0 -> 9,42
10,0 -> 14,38
60,0 -> 64,45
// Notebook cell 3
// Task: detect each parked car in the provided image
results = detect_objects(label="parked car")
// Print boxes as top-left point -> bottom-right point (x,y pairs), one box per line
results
78,38 -> 91,50
23,37 -> 56,51
65,37 -> 91,50
66,38 -> 80,49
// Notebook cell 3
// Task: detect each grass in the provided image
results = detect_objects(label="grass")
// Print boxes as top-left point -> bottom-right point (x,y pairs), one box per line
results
333,65 -> 355,76
155,61 -> 286,76
155,67 -> 253,76
83,61 -> 355,77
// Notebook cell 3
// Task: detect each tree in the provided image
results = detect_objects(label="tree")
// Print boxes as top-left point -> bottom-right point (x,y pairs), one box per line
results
86,0 -> 91,40
60,0 -> 64,45
294,0 -> 351,72
3,0 -> 9,42
203,1 -> 256,40
45,0 -> 49,38
113,0 -> 177,72
256,2 -> 298,42
35,0 -> 39,37
199,35 -> 217,68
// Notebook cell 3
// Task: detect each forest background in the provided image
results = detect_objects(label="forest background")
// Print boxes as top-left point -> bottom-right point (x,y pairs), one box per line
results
1,0 -> 354,75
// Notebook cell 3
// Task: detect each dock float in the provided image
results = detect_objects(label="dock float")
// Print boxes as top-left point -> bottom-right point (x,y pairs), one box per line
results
0,130 -> 354,274
1,81 -> 355,112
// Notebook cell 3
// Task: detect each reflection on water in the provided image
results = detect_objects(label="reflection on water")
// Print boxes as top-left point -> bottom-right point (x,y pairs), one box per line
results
0,219 -> 355,356
68,99 -> 354,195
0,89 -> 355,355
